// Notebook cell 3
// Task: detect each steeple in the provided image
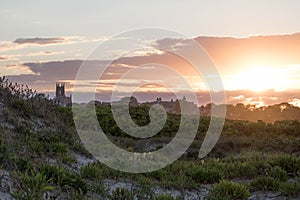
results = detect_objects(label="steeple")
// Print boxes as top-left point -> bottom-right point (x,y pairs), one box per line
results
56,82 -> 65,98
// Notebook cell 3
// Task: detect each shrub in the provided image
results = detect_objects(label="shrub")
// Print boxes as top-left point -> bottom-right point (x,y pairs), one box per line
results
110,187 -> 134,200
0,136 -> 8,163
190,167 -> 223,184
80,163 -> 102,180
251,176 -> 280,191
60,153 -> 76,165
12,171 -> 54,200
208,180 -> 250,200
135,176 -> 155,199
50,142 -> 68,156
279,178 -> 300,197
268,166 -> 288,182
27,138 -> 44,156
15,157 -> 33,172
10,99 -> 31,117
57,171 -> 87,194
235,162 -> 259,178
89,180 -> 108,196
269,155 -> 300,176
39,164 -> 87,194
224,161 -> 258,179
155,194 -> 179,200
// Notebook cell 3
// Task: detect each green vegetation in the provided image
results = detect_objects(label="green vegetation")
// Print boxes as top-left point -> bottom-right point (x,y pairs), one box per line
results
208,180 -> 250,200
279,178 -> 300,197
0,77 -> 300,199
155,194 -> 178,200
250,176 -> 280,191
12,171 -> 54,200
110,188 -> 134,200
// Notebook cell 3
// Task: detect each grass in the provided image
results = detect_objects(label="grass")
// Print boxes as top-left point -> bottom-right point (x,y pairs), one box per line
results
2,150 -> 300,199
110,187 -> 134,200
155,194 -> 178,200
12,171 -> 54,200
80,163 -> 103,180
208,180 -> 250,200
268,166 -> 288,182
250,176 -> 280,191
279,178 -> 300,197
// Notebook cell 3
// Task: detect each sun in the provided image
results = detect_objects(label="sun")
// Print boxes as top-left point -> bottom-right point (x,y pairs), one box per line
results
234,66 -> 288,92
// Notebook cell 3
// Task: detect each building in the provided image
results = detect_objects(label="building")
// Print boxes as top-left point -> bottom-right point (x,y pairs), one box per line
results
143,96 -> 197,115
114,96 -> 138,106
153,97 -> 176,112
174,96 -> 198,115
54,82 -> 72,106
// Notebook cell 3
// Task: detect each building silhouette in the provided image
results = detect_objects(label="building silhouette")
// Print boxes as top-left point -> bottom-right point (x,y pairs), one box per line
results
54,82 -> 72,106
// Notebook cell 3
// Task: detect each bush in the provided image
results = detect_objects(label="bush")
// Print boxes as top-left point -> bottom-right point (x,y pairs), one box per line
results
89,180 -> 108,196
208,180 -> 250,200
279,178 -> 300,197
12,171 -> 54,200
190,166 -> 223,184
223,161 -> 258,179
15,157 -> 33,172
49,142 -> 68,156
0,136 -> 8,163
268,166 -> 288,182
10,99 -> 31,117
110,187 -> 134,200
39,164 -> 87,194
269,155 -> 300,176
60,153 -> 76,165
251,176 -> 280,191
80,163 -> 102,180
155,194 -> 178,200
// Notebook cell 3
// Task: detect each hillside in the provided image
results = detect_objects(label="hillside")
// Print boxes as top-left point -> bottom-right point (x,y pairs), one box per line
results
0,77 -> 299,200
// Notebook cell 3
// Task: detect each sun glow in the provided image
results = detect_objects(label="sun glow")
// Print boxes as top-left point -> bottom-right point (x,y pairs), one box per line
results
230,66 -> 289,92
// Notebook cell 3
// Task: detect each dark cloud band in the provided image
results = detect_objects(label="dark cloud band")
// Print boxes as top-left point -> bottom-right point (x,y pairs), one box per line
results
13,37 -> 65,45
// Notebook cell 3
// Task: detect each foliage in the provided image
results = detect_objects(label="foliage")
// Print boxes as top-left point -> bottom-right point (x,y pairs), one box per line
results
15,157 -> 33,172
1,77 -> 300,198
155,194 -> 178,200
88,180 -> 108,196
269,155 -> 300,176
12,171 -> 54,200
110,187 -> 134,200
250,176 -> 280,191
279,178 -> 300,197
268,166 -> 288,182
208,180 -> 250,200
39,164 -> 88,194
189,166 -> 223,184
80,163 -> 103,180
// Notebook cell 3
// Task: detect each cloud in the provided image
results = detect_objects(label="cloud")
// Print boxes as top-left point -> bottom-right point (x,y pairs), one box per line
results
27,51 -> 64,57
0,38 -> 66,52
0,64 -> 34,76
0,54 -> 19,61
13,37 -> 65,45
152,37 -> 190,52
152,33 -> 300,75
0,41 -> 22,52
0,36 -> 107,53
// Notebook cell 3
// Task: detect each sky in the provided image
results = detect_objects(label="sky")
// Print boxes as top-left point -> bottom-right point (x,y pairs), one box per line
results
1,0 -> 300,106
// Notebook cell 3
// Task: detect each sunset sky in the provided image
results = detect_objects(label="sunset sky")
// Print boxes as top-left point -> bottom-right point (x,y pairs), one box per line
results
1,0 -> 300,106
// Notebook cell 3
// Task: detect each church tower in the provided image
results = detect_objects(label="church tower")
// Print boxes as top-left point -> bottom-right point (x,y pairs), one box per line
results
55,82 -> 71,106
56,82 -> 65,98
